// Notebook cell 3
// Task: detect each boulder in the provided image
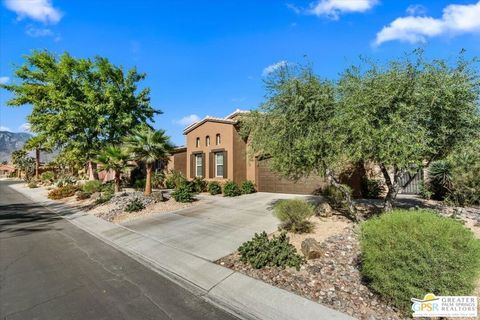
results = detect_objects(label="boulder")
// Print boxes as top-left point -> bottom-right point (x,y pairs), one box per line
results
316,202 -> 333,217
90,192 -> 101,200
301,238 -> 323,260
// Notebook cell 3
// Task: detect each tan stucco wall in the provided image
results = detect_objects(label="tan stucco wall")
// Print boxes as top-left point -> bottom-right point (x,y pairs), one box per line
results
186,121 -> 235,181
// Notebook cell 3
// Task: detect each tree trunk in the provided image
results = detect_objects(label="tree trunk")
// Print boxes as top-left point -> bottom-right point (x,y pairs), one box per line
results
326,169 -> 358,222
88,161 -> 99,180
380,164 -> 400,212
35,148 -> 40,179
114,170 -> 121,193
145,163 -> 153,195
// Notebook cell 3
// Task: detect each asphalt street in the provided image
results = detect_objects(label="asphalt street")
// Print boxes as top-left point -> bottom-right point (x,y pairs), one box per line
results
0,180 -> 238,320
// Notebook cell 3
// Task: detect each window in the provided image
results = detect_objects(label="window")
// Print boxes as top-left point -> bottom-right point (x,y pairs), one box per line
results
195,154 -> 203,177
216,134 -> 221,145
215,152 -> 224,177
195,137 -> 200,147
206,136 -> 210,146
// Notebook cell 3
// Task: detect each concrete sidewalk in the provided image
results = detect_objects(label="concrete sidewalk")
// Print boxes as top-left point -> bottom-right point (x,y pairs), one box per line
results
9,182 -> 354,320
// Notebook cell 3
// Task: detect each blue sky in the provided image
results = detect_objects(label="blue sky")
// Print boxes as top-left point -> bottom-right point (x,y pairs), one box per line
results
1,0 -> 479,146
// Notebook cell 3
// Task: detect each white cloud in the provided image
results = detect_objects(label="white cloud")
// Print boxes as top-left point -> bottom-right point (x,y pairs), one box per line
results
175,114 -> 200,126
262,60 -> 288,76
18,123 -> 31,132
4,0 -> 62,24
305,0 -> 378,19
406,4 -> 427,16
25,25 -> 53,37
375,1 -> 480,46
0,76 -> 9,84
0,126 -> 11,132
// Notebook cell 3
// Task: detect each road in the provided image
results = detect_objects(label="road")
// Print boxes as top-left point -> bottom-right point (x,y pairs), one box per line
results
0,180 -> 238,320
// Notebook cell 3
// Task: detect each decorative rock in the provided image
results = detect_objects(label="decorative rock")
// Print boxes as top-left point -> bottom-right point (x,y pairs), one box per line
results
301,238 -> 323,260
90,192 -> 101,200
316,202 -> 333,217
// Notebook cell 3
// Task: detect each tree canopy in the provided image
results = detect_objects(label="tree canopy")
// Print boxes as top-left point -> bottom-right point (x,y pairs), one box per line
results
243,50 -> 480,212
2,50 -> 160,174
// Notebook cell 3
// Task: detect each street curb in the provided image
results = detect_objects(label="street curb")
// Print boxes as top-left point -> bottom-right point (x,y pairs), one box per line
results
9,182 -> 355,320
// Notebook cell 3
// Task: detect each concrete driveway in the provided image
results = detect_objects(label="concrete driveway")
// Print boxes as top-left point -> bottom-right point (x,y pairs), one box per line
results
121,192 -> 304,261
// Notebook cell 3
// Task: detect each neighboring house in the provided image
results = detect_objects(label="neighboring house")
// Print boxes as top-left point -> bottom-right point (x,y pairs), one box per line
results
0,164 -> 15,177
168,109 -> 345,194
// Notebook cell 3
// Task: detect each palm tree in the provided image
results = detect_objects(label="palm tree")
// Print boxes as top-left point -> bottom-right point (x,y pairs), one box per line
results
124,125 -> 174,195
97,146 -> 130,192
24,134 -> 51,179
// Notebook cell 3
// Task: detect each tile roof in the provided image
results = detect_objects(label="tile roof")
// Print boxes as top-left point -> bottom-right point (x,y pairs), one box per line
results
183,109 -> 250,134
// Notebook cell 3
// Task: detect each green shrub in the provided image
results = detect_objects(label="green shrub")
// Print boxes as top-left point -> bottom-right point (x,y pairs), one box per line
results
76,191 -> 91,200
322,184 -> 352,210
48,185 -> 79,200
133,178 -> 145,191
364,179 -> 384,199
101,181 -> 114,194
238,231 -> 305,270
273,199 -> 314,233
95,193 -> 113,205
446,141 -> 480,206
171,183 -> 195,203
125,198 -> 145,212
28,181 -> 38,188
360,210 -> 480,314
418,181 -> 433,200
40,171 -> 54,182
207,181 -> 222,195
56,176 -> 76,187
189,177 -> 207,193
241,180 -> 256,194
82,180 -> 103,194
151,171 -> 165,189
428,160 -> 452,200
223,181 -> 241,197
165,170 -> 187,189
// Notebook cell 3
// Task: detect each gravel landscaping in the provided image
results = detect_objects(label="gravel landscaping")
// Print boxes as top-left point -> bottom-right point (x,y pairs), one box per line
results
217,225 -> 406,320
216,204 -> 480,320
88,191 -> 198,222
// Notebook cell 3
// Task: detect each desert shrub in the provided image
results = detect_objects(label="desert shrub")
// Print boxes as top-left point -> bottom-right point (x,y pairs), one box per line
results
189,177 -> 207,193
273,199 -> 314,233
133,178 -> 145,191
446,141 -> 480,206
125,198 -> 145,212
101,181 -> 114,194
151,171 -> 165,189
171,183 -> 194,203
76,191 -> 91,200
360,210 -> 480,314
82,180 -> 103,194
364,179 -> 384,199
56,176 -> 77,187
238,231 -> 305,270
428,160 -> 452,200
207,181 -> 222,195
95,192 -> 113,205
223,181 -> 241,197
322,184 -> 352,210
40,171 -> 54,182
165,170 -> 187,189
48,185 -> 79,200
28,181 -> 38,188
241,180 -> 256,194
418,181 -> 433,200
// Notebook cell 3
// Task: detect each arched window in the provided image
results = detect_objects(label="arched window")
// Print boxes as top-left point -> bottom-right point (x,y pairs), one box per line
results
216,134 -> 221,145
206,136 -> 210,146
196,137 -> 200,147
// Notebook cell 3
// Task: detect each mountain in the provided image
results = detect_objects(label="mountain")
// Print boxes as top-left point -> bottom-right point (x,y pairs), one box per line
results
0,131 -> 32,162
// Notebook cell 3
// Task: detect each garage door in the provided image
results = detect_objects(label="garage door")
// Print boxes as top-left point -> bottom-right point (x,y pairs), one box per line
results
256,158 -> 327,194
